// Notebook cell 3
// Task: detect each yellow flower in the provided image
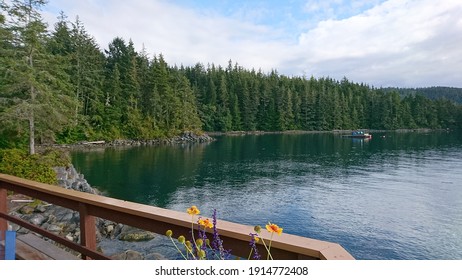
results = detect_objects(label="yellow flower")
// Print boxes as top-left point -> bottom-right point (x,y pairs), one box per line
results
198,218 -> 213,228
254,225 -> 262,233
166,230 -> 173,237
266,222 -> 283,235
187,205 -> 200,216
185,240 -> 192,250
178,235 -> 186,244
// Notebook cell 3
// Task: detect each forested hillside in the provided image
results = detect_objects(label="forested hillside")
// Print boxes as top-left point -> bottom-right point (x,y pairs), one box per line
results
181,65 -> 461,132
1,1 -> 461,153
386,87 -> 462,104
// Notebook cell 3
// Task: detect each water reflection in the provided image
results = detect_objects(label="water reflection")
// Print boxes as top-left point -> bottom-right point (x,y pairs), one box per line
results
72,130 -> 462,259
72,143 -> 208,204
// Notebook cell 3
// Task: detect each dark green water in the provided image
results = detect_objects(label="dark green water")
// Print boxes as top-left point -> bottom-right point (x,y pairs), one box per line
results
72,131 -> 462,259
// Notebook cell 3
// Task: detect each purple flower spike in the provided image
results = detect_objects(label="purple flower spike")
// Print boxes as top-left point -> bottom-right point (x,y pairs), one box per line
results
249,233 -> 261,260
211,209 -> 229,259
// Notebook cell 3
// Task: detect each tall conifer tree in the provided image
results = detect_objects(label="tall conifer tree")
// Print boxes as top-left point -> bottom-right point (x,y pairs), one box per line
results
0,0 -> 75,153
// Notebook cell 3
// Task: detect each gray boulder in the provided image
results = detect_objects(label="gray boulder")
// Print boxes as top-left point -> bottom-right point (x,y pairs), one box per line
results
117,225 -> 156,242
28,213 -> 47,226
111,250 -> 144,260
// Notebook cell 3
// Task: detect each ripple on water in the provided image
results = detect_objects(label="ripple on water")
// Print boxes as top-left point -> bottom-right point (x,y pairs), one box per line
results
71,133 -> 462,259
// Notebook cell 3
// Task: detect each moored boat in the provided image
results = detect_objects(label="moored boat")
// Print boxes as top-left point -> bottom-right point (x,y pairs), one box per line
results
343,131 -> 372,139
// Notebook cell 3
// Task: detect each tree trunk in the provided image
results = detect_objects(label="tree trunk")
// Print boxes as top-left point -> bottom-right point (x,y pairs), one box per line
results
29,111 -> 35,155
29,49 -> 36,155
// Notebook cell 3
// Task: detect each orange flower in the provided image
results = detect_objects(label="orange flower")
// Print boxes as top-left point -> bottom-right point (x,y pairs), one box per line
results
266,222 -> 283,235
187,205 -> 200,216
198,218 -> 213,228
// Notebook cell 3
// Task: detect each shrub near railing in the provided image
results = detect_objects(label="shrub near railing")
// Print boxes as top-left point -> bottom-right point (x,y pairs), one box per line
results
0,148 -> 70,185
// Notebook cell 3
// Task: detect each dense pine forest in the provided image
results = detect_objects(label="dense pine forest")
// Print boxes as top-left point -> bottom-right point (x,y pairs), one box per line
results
387,87 -> 462,104
1,1 -> 462,154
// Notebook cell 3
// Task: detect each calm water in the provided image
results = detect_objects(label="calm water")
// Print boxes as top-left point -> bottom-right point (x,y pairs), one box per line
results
71,131 -> 462,260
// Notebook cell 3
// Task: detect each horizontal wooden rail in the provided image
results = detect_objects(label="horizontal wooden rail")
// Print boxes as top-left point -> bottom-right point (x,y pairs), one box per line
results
0,173 -> 354,260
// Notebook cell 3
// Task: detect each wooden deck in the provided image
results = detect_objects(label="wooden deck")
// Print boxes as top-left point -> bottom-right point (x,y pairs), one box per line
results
15,233 -> 80,260
1,173 -> 354,260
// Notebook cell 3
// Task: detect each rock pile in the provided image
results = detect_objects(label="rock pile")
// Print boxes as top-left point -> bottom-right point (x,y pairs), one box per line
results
38,132 -> 215,151
109,132 -> 214,147
54,165 -> 99,195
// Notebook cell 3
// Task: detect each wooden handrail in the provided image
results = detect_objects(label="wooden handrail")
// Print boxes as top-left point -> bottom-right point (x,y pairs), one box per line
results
0,173 -> 354,260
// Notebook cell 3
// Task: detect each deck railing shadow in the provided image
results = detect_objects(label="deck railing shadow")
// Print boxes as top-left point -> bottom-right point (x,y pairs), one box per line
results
0,173 -> 354,260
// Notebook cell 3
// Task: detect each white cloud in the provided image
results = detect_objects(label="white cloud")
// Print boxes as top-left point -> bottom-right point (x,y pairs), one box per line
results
43,0 -> 287,70
294,0 -> 462,87
303,0 -> 385,21
42,0 -> 462,87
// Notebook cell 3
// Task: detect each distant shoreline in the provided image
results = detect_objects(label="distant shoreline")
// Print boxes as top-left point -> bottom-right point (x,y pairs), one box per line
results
36,131 -> 215,152
36,128 -> 451,152
207,128 -> 449,136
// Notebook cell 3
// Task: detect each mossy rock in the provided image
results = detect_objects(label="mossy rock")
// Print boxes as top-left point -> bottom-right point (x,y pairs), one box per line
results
111,250 -> 144,260
19,205 -> 35,215
117,225 -> 156,242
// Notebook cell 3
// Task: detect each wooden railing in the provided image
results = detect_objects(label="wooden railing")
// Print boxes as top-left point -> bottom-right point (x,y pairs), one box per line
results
0,173 -> 354,260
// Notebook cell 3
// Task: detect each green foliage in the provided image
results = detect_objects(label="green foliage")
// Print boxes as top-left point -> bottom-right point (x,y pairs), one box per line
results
183,62 -> 462,132
56,126 -> 88,144
0,0 -> 77,154
389,86 -> 462,104
0,148 -> 70,184
0,129 -> 28,149
37,148 -> 71,168
1,1 -> 462,152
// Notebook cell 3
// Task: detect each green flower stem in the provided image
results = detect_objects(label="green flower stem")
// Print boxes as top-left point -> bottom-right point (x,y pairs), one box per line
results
248,248 -> 254,260
191,216 -> 197,248
267,232 -> 274,260
168,236 -> 187,260
184,243 -> 197,260
258,235 -> 274,260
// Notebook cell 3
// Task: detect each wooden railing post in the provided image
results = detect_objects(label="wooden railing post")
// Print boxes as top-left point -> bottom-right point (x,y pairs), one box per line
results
79,203 -> 96,260
0,184 -> 8,260
0,186 -> 7,233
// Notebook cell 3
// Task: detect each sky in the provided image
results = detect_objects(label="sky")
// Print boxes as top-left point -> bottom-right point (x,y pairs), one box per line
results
40,0 -> 462,88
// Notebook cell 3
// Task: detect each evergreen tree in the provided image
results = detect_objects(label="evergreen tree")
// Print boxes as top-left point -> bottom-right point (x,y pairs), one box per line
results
70,17 -> 105,123
401,96 -> 416,128
0,0 -> 76,153
102,63 -> 123,137
47,15 -> 106,141
2,0 -> 462,149
172,74 -> 202,131
216,74 -> 232,131
155,54 -> 179,132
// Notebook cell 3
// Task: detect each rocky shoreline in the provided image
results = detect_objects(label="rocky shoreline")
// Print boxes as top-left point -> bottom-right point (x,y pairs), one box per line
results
8,131 -> 213,259
9,165 -> 169,260
36,129 -> 446,152
37,131 -> 215,152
